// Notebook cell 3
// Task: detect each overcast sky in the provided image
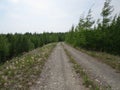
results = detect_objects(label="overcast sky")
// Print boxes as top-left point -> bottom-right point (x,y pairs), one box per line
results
0,0 -> 120,34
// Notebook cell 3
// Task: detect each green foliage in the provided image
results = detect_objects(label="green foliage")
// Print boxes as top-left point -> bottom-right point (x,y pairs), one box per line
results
22,36 -> 35,52
84,9 -> 95,29
0,32 -> 65,63
101,0 -> 113,28
0,36 -> 9,62
65,0 -> 120,55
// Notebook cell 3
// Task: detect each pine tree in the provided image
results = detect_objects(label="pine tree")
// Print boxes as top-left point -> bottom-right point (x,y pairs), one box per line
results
0,36 -> 9,62
85,9 -> 95,30
101,0 -> 113,28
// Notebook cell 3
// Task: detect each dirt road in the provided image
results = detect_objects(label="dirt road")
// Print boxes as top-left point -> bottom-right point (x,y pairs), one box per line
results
30,43 -> 87,90
63,43 -> 120,90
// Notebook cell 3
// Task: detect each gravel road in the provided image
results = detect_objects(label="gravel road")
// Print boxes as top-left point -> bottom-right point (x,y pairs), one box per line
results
63,43 -> 120,90
30,43 -> 87,90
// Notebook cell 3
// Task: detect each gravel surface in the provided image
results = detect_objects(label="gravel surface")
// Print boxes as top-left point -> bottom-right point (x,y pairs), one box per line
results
30,43 -> 87,90
63,43 -> 120,90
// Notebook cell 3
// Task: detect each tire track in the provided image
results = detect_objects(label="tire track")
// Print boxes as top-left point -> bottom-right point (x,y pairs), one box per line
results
63,43 -> 120,90
30,43 -> 87,90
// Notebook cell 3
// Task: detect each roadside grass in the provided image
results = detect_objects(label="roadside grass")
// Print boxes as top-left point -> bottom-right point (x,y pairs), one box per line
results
76,47 -> 120,72
63,46 -> 111,90
0,43 -> 56,90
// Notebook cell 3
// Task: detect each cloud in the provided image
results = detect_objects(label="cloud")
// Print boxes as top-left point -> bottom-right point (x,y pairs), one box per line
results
0,0 -> 120,34
9,0 -> 20,4
25,0 -> 49,10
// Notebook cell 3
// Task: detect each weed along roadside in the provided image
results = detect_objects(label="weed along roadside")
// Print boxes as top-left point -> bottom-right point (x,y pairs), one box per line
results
63,45 -> 111,90
0,43 -> 57,89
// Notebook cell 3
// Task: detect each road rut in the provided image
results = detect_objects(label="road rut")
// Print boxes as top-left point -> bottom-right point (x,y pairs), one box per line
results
30,43 -> 87,90
63,43 -> 120,90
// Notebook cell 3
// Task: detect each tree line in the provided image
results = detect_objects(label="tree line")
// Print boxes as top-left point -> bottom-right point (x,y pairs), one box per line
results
0,32 -> 65,63
65,0 -> 120,55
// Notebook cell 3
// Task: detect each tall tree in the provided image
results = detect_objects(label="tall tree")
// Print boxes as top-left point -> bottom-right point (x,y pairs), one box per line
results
84,9 -> 95,29
0,36 -> 9,62
101,0 -> 113,28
